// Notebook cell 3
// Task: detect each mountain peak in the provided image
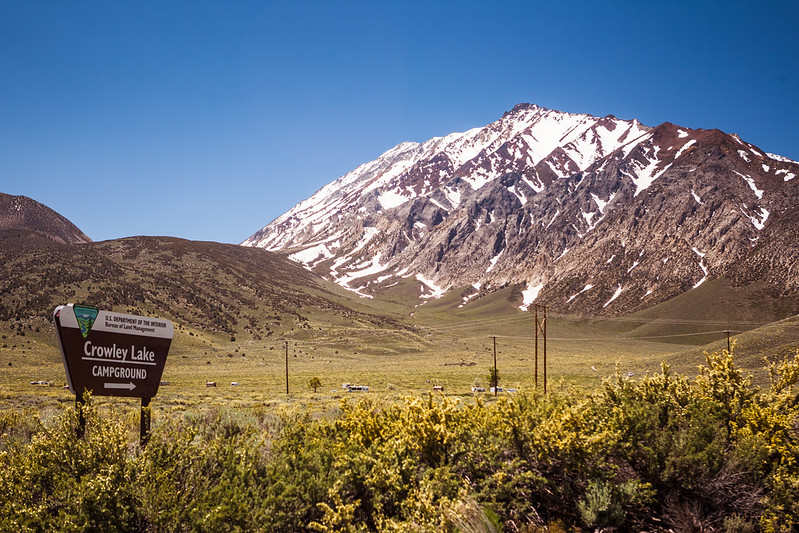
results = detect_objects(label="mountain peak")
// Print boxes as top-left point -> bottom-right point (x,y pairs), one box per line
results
506,102 -> 541,115
0,193 -> 91,245
242,105 -> 799,316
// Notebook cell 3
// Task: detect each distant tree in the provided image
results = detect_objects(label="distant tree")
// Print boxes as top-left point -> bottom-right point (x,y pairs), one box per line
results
486,367 -> 500,389
309,376 -> 322,393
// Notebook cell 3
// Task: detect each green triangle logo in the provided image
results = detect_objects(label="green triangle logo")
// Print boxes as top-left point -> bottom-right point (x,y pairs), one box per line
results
74,305 -> 99,339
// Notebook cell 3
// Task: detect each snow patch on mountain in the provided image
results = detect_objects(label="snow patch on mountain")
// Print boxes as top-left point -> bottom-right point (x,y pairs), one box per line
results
740,206 -> 770,231
290,243 -> 334,267
521,176 -> 544,193
568,284 -> 593,303
620,130 -> 652,158
460,283 -> 482,308
508,185 -> 528,206
461,171 -> 495,191
378,189 -> 410,209
416,273 -> 447,299
734,171 -> 764,199
329,227 -> 380,277
520,282 -> 544,311
443,186 -> 462,208
693,261 -> 709,289
335,253 -> 391,298
629,145 -> 672,196
675,139 -> 697,159
767,152 -> 797,164
690,247 -> 709,289
603,286 -> 623,308
486,250 -> 504,273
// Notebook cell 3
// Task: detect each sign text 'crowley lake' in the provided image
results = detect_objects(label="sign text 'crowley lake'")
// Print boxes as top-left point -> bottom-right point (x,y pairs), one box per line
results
53,304 -> 174,398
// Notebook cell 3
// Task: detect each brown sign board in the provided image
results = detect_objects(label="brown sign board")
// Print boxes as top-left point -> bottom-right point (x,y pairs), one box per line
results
53,304 -> 173,399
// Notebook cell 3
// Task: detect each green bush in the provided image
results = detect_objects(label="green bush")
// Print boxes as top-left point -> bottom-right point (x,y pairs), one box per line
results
1,349 -> 798,531
0,399 -> 139,532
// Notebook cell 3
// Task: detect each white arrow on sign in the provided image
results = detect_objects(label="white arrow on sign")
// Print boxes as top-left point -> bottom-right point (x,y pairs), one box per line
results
104,382 -> 136,391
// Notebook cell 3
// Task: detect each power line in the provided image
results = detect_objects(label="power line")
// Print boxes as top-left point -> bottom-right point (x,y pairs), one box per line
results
419,311 -> 772,332
572,317 -> 768,327
259,322 -> 786,347
489,329 -> 743,342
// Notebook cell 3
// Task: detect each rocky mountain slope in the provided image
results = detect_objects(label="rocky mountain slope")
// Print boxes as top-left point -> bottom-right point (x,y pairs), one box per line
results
244,103 -> 799,316
0,234 -> 408,339
0,193 -> 91,245
0,197 -> 405,336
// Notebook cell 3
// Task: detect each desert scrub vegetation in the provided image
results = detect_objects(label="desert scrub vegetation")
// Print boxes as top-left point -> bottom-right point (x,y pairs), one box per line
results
1,348 -> 799,532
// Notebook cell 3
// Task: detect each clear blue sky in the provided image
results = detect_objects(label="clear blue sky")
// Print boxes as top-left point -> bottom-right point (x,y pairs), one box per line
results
1,1 -> 797,243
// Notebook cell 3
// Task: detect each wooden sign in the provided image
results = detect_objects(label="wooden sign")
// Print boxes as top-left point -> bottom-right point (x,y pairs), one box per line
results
53,304 -> 173,398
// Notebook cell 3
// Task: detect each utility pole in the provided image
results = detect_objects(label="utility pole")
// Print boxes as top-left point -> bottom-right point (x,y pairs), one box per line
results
284,340 -> 289,395
491,335 -> 498,397
543,305 -> 547,394
534,305 -> 538,388
534,304 -> 548,393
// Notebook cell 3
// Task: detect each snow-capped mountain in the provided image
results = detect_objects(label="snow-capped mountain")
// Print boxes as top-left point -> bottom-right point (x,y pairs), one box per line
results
243,103 -> 799,314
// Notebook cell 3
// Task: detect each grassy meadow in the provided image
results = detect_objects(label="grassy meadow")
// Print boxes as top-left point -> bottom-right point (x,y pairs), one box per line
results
3,277 -> 799,530
4,288 -> 788,416
2,266 -> 796,446
3,235 -> 796,418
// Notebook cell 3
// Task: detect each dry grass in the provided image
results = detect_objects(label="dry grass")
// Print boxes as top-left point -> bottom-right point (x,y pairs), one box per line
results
0,307 -> 720,417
